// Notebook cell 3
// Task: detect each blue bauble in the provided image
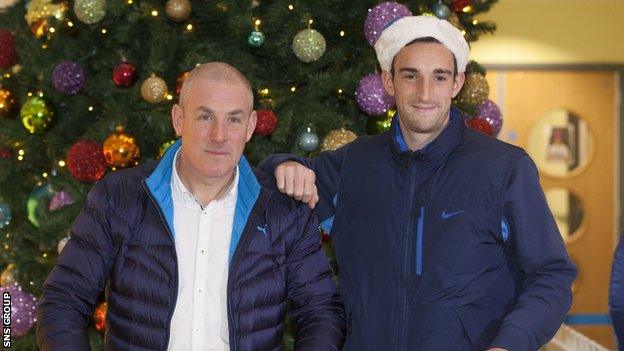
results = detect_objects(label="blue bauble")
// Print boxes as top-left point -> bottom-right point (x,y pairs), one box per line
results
247,30 -> 265,48
0,203 -> 11,229
433,2 -> 451,19
298,127 -> 319,152
26,183 -> 55,228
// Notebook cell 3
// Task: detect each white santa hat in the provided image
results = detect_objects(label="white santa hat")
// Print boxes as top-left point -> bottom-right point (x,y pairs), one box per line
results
374,15 -> 470,73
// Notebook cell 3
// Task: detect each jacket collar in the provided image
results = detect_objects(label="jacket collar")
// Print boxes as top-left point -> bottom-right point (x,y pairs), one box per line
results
144,139 -> 260,264
389,106 -> 466,167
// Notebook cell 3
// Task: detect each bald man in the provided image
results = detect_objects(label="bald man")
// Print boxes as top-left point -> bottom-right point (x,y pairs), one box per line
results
36,62 -> 345,351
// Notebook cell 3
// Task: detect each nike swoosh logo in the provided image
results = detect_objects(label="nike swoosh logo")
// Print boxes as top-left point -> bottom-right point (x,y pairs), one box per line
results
441,210 -> 464,219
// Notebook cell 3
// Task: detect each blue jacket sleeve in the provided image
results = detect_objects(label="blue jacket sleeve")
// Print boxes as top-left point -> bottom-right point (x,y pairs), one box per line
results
259,146 -> 348,233
610,235 -> 624,350
36,180 -> 117,351
490,153 -> 577,350
286,203 -> 346,350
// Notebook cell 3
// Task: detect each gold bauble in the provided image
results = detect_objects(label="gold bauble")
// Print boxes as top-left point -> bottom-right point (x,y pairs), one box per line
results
321,127 -> 358,152
158,139 -> 176,158
0,263 -> 16,287
141,74 -> 168,104
25,0 -> 68,38
456,73 -> 489,106
166,0 -> 191,22
0,88 -> 17,117
103,126 -> 140,169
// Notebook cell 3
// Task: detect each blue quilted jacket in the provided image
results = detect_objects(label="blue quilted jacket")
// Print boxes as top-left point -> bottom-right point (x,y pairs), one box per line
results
36,140 -> 345,350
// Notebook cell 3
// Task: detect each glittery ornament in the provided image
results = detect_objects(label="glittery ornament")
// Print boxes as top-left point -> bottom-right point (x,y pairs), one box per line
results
49,190 -> 74,211
166,0 -> 191,22
93,302 -> 107,334
298,127 -> 319,152
452,0 -> 472,12
74,0 -> 106,24
254,109 -> 277,136
363,2 -> 412,46
141,74 -> 168,104
0,283 -> 37,337
432,1 -> 451,19
466,117 -> 493,136
247,30 -> 265,48
0,202 -> 11,229
20,96 -> 54,134
292,29 -> 326,63
57,236 -> 69,253
366,109 -> 395,135
67,140 -> 107,182
103,126 -> 140,169
0,88 -> 17,118
52,61 -> 86,94
112,62 -> 138,88
158,139 -> 176,158
0,263 -> 16,286
24,0 -> 67,38
355,73 -> 395,116
476,99 -> 502,137
0,29 -> 17,68
175,70 -> 190,97
27,183 -> 55,228
456,73 -> 489,106
321,128 -> 357,152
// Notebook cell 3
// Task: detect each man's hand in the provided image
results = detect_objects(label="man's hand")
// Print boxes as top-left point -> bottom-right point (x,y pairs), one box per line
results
275,161 -> 319,209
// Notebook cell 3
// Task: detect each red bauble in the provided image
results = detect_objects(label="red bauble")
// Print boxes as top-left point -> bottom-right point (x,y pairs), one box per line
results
321,231 -> 331,246
0,148 -> 11,159
466,117 -> 494,136
0,29 -> 17,68
93,302 -> 107,334
452,0 -> 472,12
112,62 -> 138,88
176,70 -> 190,97
254,109 -> 277,136
67,140 -> 107,182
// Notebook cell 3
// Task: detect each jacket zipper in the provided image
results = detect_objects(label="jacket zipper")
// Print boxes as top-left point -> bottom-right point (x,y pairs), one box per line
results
226,192 -> 268,351
141,181 -> 179,351
416,206 -> 425,275
399,163 -> 418,351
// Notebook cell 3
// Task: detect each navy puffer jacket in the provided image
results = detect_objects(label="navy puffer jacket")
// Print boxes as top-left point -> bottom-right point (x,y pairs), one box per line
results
36,140 -> 345,350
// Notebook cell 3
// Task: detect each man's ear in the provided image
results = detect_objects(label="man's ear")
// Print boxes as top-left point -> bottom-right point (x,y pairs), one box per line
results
172,104 -> 183,137
381,70 -> 395,96
246,110 -> 257,142
451,72 -> 466,98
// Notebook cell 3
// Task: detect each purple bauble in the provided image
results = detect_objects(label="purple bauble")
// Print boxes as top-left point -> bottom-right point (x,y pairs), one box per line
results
49,190 -> 74,211
355,73 -> 395,116
0,283 -> 37,337
363,2 -> 412,46
477,99 -> 503,136
52,61 -> 85,94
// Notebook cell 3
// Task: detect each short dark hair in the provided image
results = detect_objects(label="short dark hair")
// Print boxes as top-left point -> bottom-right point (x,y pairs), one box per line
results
389,37 -> 458,77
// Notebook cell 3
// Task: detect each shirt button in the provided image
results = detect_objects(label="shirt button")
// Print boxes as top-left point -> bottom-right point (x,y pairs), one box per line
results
198,289 -> 202,293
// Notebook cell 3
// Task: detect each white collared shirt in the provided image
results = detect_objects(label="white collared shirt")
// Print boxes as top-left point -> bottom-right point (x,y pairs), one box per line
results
167,148 -> 238,351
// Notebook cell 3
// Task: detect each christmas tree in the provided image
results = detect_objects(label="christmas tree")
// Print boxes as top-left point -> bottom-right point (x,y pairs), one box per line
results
0,0 -> 498,349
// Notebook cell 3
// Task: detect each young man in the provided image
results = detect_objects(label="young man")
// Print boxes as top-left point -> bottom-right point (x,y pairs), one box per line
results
37,62 -> 345,351
262,16 -> 576,351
